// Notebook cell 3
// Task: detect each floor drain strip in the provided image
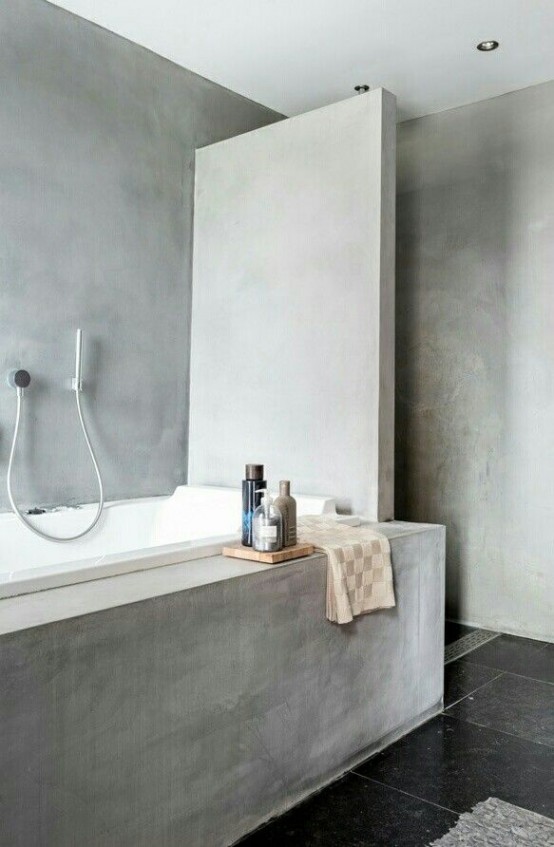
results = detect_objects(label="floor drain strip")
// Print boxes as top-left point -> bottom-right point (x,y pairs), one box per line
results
445,629 -> 499,664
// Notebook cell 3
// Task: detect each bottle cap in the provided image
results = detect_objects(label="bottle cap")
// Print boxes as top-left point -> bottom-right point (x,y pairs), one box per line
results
279,480 -> 290,495
245,464 -> 264,480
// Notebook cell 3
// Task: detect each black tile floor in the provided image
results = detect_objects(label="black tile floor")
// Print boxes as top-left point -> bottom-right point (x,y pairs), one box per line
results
238,626 -> 554,846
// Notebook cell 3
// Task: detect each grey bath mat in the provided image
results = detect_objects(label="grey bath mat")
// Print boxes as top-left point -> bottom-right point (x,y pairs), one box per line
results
429,797 -> 554,846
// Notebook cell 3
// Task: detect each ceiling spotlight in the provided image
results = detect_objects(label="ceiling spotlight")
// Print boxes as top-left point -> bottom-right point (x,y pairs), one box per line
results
354,84 -> 370,94
477,40 -> 499,51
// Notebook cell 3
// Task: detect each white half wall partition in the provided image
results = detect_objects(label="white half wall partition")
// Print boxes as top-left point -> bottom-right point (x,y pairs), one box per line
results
189,90 -> 396,519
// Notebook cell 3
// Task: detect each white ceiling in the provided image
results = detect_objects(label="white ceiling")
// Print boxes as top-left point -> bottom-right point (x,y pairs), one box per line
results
49,0 -> 554,120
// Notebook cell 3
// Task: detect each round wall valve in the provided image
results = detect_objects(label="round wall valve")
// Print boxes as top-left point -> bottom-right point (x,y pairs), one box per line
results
7,369 -> 31,390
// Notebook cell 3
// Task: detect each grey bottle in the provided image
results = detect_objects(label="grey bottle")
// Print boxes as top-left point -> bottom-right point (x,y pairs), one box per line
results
274,480 -> 297,547
252,490 -> 283,553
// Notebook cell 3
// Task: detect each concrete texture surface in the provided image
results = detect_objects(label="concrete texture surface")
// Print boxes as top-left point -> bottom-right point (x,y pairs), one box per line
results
188,90 -> 396,520
396,80 -> 554,641
0,0 -> 281,512
0,524 -> 444,846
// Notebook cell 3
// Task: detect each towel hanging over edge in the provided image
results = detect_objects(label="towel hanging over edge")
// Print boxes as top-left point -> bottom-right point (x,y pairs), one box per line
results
297,516 -> 395,624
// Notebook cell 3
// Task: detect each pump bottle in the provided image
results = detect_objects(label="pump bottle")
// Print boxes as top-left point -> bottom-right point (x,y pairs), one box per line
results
252,490 -> 283,553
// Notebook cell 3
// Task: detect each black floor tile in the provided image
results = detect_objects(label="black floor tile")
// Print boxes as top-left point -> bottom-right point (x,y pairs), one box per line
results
446,672 -> 554,747
353,714 -> 554,818
443,659 -> 502,708
467,635 -> 553,682
239,774 -> 457,847
444,621 -> 476,645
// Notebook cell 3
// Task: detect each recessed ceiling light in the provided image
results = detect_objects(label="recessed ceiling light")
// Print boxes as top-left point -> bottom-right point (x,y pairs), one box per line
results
477,40 -> 499,51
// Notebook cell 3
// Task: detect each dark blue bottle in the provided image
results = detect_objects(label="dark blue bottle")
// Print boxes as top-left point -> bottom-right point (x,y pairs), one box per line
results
242,464 -> 265,547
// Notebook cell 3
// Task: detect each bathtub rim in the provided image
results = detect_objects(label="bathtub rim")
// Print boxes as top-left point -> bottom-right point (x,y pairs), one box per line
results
0,533 -> 238,600
0,522 -> 446,637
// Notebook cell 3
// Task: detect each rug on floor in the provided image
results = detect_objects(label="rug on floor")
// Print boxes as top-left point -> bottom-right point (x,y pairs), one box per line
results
429,797 -> 554,846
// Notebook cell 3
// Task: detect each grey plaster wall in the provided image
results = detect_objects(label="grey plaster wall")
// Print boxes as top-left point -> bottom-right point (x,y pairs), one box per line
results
396,81 -> 554,641
0,0 -> 281,511
189,90 -> 396,519
0,525 -> 444,847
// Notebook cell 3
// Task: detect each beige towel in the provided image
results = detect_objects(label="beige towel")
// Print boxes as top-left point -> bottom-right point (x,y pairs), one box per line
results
297,516 -> 395,624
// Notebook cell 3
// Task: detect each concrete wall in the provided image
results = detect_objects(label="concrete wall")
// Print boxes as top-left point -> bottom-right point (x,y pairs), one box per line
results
0,525 -> 444,847
189,90 -> 396,519
396,81 -> 554,641
0,0 -> 280,511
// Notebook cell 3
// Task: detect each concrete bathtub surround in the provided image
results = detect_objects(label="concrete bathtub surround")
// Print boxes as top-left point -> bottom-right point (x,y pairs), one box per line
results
0,522 -> 445,847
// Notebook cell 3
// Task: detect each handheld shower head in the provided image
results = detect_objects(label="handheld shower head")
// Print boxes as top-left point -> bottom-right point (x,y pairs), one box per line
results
73,328 -> 83,391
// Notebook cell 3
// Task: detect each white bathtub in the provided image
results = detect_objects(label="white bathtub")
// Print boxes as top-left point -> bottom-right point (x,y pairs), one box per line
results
0,485 -> 337,599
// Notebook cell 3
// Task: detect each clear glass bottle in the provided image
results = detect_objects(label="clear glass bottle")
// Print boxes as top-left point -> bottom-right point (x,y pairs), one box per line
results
252,490 -> 283,553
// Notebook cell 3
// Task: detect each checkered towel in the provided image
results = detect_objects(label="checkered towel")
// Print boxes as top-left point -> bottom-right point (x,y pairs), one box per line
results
297,516 -> 395,624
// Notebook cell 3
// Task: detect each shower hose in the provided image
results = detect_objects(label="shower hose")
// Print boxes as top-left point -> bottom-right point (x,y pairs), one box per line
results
7,387 -> 104,542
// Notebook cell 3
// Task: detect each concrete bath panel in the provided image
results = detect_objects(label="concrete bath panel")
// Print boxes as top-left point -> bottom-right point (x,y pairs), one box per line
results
0,522 -> 445,847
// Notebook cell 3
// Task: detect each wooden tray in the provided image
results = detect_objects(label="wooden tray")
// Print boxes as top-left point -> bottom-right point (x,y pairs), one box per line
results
222,542 -> 314,564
